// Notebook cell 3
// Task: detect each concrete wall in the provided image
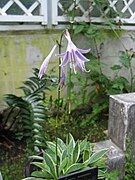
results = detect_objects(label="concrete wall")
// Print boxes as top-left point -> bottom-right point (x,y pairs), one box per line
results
0,28 -> 135,108
100,31 -> 135,79
0,29 -> 62,108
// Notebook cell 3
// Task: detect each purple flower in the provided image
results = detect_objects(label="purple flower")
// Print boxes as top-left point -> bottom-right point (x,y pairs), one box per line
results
57,30 -> 90,74
58,67 -> 65,89
38,44 -> 57,79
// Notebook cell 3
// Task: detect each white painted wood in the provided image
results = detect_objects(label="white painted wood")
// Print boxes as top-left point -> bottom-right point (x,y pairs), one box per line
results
0,24 -> 45,31
0,0 -> 134,26
51,0 -> 58,25
13,0 -> 32,16
54,0 -> 135,25
0,15 -> 44,22
27,1 -> 39,14
0,0 -> 47,24
0,0 -> 14,15
40,0 -> 48,25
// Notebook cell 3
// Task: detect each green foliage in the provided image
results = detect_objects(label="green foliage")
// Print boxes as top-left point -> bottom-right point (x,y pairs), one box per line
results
0,152 -> 28,180
23,134 -> 108,180
104,170 -> 120,180
119,51 -> 132,69
72,18 -> 135,127
4,68 -> 56,152
124,137 -> 135,180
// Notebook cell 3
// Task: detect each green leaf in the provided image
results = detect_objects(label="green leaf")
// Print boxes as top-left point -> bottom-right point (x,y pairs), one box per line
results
46,141 -> 61,158
119,51 -> 131,68
98,169 -> 106,179
83,150 -> 90,162
111,65 -> 121,71
32,169 -> 53,179
19,86 -> 31,95
22,178 -> 45,180
34,140 -> 42,146
93,157 -> 107,168
44,153 -> 57,179
64,163 -> 85,175
67,133 -> 75,148
33,123 -> 42,129
34,145 -> 40,152
29,155 -> 44,161
61,149 -> 68,162
59,157 -> 68,175
57,138 -> 66,151
32,162 -> 46,171
72,141 -> 80,163
84,149 -> 108,165
80,139 -> 88,152
31,171 -> 46,178
74,25 -> 84,34
86,141 -> 92,152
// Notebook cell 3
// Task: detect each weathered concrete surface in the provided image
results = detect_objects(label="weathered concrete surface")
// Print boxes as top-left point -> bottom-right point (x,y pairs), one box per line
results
95,140 -> 125,179
0,29 -> 62,106
95,93 -> 135,179
108,93 -> 135,155
0,172 -> 3,180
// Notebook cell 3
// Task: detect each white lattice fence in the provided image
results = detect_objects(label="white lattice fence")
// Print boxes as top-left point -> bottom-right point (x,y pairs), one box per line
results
0,0 -> 47,25
52,0 -> 135,25
0,0 -> 135,26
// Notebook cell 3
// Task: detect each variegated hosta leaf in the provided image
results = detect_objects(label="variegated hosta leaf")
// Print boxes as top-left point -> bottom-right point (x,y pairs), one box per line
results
72,141 -> 80,163
57,138 -> 67,151
59,157 -> 68,176
64,163 -> 86,175
83,150 -> 90,162
84,149 -> 108,166
44,153 -> 57,179
46,141 -> 62,158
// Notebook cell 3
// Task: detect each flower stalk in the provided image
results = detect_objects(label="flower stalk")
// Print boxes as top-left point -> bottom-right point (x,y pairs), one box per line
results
55,31 -> 65,175
38,29 -> 90,177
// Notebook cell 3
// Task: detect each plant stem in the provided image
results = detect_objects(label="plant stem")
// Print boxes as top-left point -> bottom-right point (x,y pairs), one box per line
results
93,37 -> 103,75
67,0 -> 77,122
56,31 -> 65,176
127,50 -> 133,92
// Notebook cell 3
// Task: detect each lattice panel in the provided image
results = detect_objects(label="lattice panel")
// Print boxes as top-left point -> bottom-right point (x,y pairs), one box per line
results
0,0 -> 40,15
0,0 -> 47,24
57,0 -> 135,24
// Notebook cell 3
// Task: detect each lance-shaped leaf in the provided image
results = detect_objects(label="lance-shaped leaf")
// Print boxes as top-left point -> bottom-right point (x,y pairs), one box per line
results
84,149 -> 108,166
44,153 -> 57,179
72,141 -> 80,163
64,163 -> 86,175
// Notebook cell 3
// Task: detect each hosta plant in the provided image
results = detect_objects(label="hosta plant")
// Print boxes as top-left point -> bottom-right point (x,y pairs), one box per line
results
23,134 -> 108,180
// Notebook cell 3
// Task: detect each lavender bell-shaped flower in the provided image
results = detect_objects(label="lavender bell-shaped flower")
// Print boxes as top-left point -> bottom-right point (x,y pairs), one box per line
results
38,30 -> 90,88
58,66 -> 65,89
38,44 -> 57,79
57,30 -> 90,74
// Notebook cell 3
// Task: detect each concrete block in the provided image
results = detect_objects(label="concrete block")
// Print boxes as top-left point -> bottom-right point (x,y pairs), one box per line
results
95,140 -> 125,179
108,93 -> 135,155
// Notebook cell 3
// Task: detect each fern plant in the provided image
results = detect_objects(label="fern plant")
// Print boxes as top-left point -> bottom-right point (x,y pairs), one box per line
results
4,68 -> 56,152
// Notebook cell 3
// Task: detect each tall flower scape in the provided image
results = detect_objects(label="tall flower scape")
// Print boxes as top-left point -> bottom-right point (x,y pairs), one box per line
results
23,29 -> 109,180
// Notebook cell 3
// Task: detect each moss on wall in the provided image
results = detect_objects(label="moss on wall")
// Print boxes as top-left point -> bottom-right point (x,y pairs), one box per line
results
0,30 -> 62,106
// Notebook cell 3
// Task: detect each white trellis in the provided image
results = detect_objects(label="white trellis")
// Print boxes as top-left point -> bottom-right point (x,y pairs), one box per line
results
52,0 -> 135,25
0,0 -> 48,25
0,0 -> 135,26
